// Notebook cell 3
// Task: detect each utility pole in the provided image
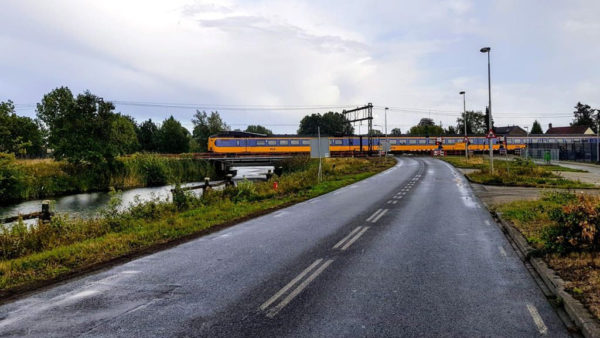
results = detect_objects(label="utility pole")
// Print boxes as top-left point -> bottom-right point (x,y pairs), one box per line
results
596,109 -> 599,163
385,107 -> 389,156
460,91 -> 467,161
481,47 -> 493,173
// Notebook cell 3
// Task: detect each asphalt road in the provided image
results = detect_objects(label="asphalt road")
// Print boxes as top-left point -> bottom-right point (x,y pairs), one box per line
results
0,157 -> 571,337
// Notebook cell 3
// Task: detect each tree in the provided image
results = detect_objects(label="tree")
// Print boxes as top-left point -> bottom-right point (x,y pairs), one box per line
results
37,87 -> 126,164
0,100 -> 45,157
571,102 -> 597,133
138,119 -> 160,152
418,118 -> 435,127
445,126 -> 457,135
191,110 -> 229,152
531,120 -> 543,134
484,106 -> 495,132
245,125 -> 273,135
408,119 -> 444,136
158,116 -> 191,153
297,112 -> 353,136
456,110 -> 486,135
110,114 -> 139,154
390,128 -> 402,136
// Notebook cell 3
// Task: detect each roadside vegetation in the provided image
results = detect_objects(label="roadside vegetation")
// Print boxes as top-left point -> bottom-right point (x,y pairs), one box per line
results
497,192 -> 600,320
0,153 -> 214,204
442,156 -> 591,188
0,157 -> 394,296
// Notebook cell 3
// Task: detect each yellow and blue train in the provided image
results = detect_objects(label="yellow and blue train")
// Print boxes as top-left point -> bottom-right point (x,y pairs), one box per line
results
208,132 -> 597,155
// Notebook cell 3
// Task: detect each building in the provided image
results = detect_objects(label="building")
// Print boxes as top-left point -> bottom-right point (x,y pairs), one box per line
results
494,125 -> 528,136
545,124 -> 594,135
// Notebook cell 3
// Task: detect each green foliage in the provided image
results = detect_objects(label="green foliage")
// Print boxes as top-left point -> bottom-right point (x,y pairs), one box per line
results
0,153 -> 26,199
0,154 -> 214,203
158,116 -> 191,154
297,111 -> 354,136
36,87 -> 135,164
0,100 -> 45,157
531,120 -> 543,134
390,128 -> 402,136
191,110 -> 230,152
171,183 -> 190,210
571,102 -> 597,133
408,118 -> 444,136
456,110 -> 487,135
137,119 -> 160,152
245,125 -> 273,135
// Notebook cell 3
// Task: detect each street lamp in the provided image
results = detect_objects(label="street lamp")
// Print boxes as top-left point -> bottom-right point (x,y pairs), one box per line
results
385,107 -> 389,155
524,126 -> 529,160
480,46 -> 493,173
459,91 -> 467,161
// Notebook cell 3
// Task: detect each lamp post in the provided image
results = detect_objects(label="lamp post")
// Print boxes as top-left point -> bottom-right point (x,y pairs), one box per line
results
524,126 -> 529,160
480,46 -> 493,173
459,91 -> 467,161
385,107 -> 389,155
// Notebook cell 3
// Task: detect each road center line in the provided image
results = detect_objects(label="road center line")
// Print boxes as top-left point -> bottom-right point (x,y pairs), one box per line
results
341,227 -> 370,250
526,303 -> 548,335
371,209 -> 388,223
333,227 -> 363,249
366,209 -> 383,222
259,259 -> 323,311
266,259 -> 335,318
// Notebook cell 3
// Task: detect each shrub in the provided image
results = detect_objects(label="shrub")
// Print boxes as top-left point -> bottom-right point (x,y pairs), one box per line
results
544,194 -> 600,253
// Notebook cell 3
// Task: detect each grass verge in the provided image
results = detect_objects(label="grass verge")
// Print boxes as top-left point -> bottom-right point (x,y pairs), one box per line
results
442,156 -> 592,188
497,192 -> 600,320
0,157 -> 395,298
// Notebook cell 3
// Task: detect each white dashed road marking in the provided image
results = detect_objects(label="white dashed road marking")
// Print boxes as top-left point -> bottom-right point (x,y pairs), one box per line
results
370,209 -> 388,223
332,227 -> 363,249
366,209 -> 384,222
526,303 -> 548,335
341,226 -> 370,251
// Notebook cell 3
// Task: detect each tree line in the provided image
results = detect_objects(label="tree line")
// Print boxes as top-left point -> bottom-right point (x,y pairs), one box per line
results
2,86 -> 598,164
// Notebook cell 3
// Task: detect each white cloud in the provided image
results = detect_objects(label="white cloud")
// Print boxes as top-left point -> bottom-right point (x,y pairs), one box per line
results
0,0 -> 599,134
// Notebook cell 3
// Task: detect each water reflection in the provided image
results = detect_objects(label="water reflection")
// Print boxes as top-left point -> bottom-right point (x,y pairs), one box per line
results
0,166 -> 274,220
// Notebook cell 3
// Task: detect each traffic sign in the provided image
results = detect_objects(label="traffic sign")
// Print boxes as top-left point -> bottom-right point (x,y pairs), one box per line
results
486,129 -> 496,139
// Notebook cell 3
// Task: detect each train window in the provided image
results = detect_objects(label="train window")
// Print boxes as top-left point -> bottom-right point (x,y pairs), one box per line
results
418,139 -> 427,144
409,139 -> 417,144
268,140 -> 277,146
398,139 -> 406,145
291,140 -> 300,145
390,140 -> 397,145
514,139 -> 521,143
257,140 -> 266,146
334,140 -> 343,145
301,140 -> 310,145
280,140 -> 289,145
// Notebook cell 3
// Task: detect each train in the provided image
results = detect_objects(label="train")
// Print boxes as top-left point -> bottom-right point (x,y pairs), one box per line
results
208,132 -> 598,155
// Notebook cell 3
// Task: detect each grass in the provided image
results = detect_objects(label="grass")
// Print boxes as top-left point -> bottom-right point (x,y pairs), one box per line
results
442,156 -> 593,188
497,192 -> 600,320
0,153 -> 214,204
0,157 -> 395,296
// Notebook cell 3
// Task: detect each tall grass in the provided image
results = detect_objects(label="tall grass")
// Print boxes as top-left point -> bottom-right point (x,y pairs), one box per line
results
0,153 -> 214,204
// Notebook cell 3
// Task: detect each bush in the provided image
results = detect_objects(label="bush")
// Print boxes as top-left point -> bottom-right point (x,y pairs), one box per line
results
544,194 -> 600,253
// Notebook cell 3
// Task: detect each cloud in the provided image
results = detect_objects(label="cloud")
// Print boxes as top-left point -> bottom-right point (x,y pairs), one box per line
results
0,0 -> 598,134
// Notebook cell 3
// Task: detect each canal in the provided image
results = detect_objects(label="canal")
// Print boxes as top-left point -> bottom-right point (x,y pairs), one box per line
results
0,166 -> 273,221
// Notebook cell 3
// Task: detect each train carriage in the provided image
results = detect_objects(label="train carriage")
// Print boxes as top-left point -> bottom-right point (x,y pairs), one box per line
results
208,132 -> 597,156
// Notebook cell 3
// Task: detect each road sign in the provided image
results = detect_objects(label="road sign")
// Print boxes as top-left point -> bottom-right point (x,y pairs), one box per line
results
486,129 -> 496,139
310,137 -> 330,158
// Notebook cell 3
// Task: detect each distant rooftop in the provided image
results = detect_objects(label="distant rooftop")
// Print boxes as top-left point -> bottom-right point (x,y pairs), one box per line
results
546,126 -> 594,135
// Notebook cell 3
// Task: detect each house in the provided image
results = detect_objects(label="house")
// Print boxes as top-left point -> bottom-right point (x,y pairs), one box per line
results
494,125 -> 528,136
545,123 -> 594,135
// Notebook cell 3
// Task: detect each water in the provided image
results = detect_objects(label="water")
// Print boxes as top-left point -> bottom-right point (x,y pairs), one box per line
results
0,166 -> 274,221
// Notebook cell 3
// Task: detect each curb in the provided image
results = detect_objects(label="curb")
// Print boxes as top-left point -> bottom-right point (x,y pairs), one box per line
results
493,211 -> 600,337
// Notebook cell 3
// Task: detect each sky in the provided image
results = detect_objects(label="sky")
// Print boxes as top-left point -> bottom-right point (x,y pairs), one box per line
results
1,0 -> 599,134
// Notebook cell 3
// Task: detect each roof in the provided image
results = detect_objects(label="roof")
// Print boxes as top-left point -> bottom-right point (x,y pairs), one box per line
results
494,125 -> 527,135
546,126 -> 594,135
